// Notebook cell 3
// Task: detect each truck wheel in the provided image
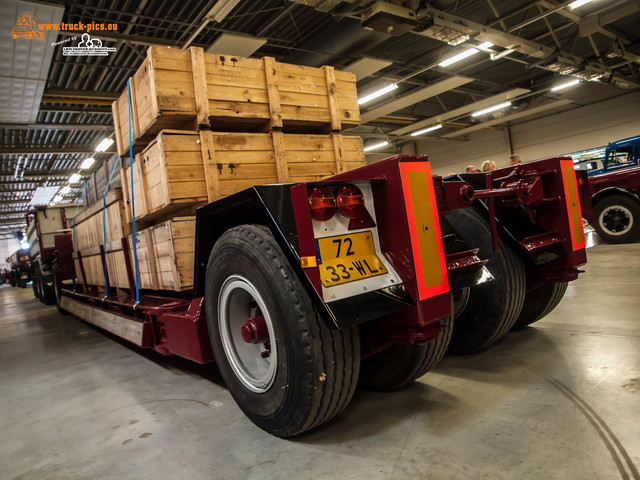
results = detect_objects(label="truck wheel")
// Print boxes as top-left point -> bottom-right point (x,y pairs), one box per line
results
446,208 -> 525,354
359,308 -> 453,392
205,225 -> 360,437
52,264 -> 69,315
511,281 -> 568,330
593,195 -> 640,244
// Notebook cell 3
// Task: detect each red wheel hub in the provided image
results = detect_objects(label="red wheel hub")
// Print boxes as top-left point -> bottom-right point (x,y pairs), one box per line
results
241,315 -> 269,345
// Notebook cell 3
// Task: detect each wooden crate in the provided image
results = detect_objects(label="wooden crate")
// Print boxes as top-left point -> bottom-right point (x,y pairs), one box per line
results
127,228 -> 158,290
73,191 -> 130,252
151,217 -> 195,291
112,46 -> 360,156
123,130 -> 366,223
76,241 -> 130,289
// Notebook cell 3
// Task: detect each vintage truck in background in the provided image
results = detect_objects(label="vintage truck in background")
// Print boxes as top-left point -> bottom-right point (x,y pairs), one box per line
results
579,134 -> 640,243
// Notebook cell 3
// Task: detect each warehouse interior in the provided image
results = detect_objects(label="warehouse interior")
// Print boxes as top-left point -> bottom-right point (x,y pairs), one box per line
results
1,0 -> 639,478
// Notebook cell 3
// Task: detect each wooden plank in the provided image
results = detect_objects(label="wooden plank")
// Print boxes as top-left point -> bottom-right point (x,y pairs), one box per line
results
190,47 -> 210,127
145,47 -> 161,131
111,100 -> 125,157
324,66 -> 341,131
199,130 -> 221,202
331,133 -> 347,174
271,130 -> 288,183
263,57 -> 283,130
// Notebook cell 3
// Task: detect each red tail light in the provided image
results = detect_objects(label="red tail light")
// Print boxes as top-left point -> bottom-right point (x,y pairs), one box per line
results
336,184 -> 366,219
308,186 -> 336,221
576,173 -> 585,191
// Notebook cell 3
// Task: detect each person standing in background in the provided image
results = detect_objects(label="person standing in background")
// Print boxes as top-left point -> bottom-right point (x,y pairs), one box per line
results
509,154 -> 522,166
481,160 -> 496,172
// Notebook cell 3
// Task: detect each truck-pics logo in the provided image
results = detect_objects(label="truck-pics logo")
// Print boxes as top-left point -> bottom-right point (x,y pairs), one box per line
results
63,33 -> 116,56
11,11 -> 44,39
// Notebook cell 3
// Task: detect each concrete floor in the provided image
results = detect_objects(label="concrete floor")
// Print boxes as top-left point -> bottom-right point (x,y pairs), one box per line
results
1,243 -> 639,480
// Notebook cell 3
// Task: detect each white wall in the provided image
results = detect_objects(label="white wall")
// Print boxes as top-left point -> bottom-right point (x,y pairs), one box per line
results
0,237 -> 21,269
405,91 -> 640,176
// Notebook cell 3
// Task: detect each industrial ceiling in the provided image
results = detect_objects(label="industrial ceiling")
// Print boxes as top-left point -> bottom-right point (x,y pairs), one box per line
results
1,0 -> 639,237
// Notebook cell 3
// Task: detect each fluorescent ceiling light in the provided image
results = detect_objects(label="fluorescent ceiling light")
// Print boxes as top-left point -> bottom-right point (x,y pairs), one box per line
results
439,48 -> 479,67
80,157 -> 95,169
95,138 -> 114,152
570,0 -> 592,8
364,141 -> 389,152
30,186 -> 59,206
69,173 -> 82,184
471,101 -> 512,117
61,186 -> 71,194
358,84 -> 398,105
477,42 -> 494,52
551,79 -> 580,91
411,124 -> 442,136
52,195 -> 62,204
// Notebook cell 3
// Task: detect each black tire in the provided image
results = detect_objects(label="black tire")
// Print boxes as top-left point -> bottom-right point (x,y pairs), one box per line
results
446,207 -> 525,354
9,271 -> 16,287
593,195 -> 640,244
205,225 -> 360,437
359,306 -> 454,391
52,263 -> 69,315
19,276 -> 28,288
511,281 -> 568,330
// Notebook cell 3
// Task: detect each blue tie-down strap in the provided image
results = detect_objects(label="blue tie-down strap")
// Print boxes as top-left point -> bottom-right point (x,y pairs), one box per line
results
127,78 -> 140,306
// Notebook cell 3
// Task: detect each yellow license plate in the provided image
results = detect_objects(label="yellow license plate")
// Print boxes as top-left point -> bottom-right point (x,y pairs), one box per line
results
317,232 -> 387,287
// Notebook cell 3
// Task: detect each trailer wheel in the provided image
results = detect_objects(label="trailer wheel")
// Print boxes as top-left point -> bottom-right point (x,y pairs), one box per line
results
205,225 -> 360,437
593,195 -> 640,244
511,281 -> 568,330
445,208 -> 525,354
52,264 -> 69,315
359,307 -> 453,392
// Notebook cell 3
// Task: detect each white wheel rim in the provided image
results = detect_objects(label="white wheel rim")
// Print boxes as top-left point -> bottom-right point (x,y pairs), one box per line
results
218,275 -> 277,393
598,205 -> 633,236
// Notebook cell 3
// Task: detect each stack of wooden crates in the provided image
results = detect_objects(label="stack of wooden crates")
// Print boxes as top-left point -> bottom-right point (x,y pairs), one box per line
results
76,45 -> 365,293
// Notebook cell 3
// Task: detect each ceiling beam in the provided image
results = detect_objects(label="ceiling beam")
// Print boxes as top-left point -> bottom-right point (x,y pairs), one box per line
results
39,105 -> 112,114
442,100 -> 573,139
0,123 -> 112,131
57,30 -> 178,48
361,76 -> 473,124
0,147 -> 113,155
43,90 -> 119,101
391,88 -> 530,136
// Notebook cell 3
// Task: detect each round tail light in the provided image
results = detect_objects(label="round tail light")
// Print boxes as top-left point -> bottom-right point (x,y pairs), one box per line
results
308,186 -> 336,221
336,184 -> 366,219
